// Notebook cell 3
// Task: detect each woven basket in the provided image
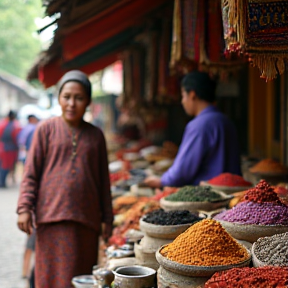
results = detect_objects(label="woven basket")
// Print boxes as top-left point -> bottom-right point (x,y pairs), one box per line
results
157,266 -> 208,288
217,220 -> 288,243
139,218 -> 194,239
160,191 -> 233,213
156,245 -> 251,277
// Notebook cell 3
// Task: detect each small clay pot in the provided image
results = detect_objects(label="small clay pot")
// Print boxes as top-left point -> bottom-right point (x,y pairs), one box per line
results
113,265 -> 156,288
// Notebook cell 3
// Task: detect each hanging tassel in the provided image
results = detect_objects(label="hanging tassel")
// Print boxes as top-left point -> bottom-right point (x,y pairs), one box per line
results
250,54 -> 288,81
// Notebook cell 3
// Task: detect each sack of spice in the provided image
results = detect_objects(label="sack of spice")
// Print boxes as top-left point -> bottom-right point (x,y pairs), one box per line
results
205,266 -> 288,288
206,173 -> 252,188
142,209 -> 202,226
160,219 -> 250,267
252,232 -> 288,267
160,186 -> 232,213
249,158 -> 288,175
165,186 -> 223,202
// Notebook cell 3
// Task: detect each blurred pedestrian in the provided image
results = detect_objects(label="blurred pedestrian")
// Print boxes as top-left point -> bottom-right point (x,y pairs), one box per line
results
18,114 -> 39,164
0,110 -> 21,188
17,70 -> 113,288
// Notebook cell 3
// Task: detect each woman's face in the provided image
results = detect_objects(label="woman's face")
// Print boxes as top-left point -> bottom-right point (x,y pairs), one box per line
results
59,81 -> 90,127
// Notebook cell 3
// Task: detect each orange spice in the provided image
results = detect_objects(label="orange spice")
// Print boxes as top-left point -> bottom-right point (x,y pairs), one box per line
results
161,219 -> 249,266
249,158 -> 288,174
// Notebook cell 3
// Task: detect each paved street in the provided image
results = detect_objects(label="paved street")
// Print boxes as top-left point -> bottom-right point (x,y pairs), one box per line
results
0,174 -> 29,288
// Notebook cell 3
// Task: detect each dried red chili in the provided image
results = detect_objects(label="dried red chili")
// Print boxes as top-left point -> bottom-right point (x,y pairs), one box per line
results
205,266 -> 288,288
207,173 -> 252,187
243,180 -> 282,204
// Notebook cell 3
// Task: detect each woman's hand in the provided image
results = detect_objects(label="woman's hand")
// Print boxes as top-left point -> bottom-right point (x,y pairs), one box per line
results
144,175 -> 162,188
17,212 -> 33,235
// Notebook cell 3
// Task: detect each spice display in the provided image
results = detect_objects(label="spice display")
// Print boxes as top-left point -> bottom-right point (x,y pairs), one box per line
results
165,186 -> 222,202
253,232 -> 288,267
109,200 -> 160,246
205,267 -> 288,288
161,219 -> 249,266
243,180 -> 282,204
143,209 -> 202,225
207,173 -> 252,187
249,158 -> 288,174
214,201 -> 288,225
215,180 -> 288,225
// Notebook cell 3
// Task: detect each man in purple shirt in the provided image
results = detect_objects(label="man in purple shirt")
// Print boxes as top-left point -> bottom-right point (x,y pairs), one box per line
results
144,71 -> 241,188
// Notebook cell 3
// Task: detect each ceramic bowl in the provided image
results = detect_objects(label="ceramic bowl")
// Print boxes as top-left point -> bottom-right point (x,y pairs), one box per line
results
113,265 -> 156,288
71,275 -> 96,288
156,244 -> 251,277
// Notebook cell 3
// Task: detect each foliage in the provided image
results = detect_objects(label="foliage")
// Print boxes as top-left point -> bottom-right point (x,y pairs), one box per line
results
0,0 -> 42,79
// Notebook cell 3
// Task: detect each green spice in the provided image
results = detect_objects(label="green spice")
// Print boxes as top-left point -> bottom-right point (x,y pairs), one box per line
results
165,186 -> 222,202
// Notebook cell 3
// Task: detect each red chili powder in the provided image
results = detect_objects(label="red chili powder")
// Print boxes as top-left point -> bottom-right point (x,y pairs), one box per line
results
243,180 -> 282,204
207,173 -> 252,187
205,266 -> 288,288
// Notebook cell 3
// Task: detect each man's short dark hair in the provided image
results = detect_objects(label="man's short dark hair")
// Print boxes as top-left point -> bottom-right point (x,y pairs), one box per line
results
181,71 -> 217,103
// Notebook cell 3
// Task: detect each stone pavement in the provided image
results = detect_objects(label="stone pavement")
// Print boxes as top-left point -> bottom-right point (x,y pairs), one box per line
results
0,178 -> 29,288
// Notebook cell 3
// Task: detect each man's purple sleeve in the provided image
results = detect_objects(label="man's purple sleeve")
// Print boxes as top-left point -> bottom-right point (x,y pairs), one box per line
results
161,127 -> 208,187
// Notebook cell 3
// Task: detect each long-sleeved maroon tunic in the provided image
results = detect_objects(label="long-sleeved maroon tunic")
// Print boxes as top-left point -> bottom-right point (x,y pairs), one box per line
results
17,116 -> 113,232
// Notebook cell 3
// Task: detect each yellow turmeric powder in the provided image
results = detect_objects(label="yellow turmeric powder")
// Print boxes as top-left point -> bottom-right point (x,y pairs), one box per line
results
161,219 -> 249,266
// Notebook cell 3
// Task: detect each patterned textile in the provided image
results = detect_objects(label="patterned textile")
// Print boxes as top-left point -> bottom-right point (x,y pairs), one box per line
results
170,0 -> 240,75
223,0 -> 288,80
35,221 -> 99,288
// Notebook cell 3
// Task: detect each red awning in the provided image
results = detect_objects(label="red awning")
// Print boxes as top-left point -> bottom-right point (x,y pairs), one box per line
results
38,52 -> 119,88
62,0 -> 167,61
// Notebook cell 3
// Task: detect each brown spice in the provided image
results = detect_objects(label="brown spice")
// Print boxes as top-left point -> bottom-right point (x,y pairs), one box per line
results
249,158 -> 288,174
161,219 -> 249,266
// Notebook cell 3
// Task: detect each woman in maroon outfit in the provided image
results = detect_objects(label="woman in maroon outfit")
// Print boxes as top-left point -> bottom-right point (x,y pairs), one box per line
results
17,71 -> 113,288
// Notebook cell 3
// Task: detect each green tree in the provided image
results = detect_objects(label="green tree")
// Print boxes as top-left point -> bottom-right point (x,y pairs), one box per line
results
0,0 -> 42,79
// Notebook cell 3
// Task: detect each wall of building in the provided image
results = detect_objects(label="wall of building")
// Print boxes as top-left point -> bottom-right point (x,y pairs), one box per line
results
0,80 -> 38,118
248,66 -> 283,162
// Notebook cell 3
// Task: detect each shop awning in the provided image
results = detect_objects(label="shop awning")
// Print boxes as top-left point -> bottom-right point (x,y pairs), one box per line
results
62,0 -> 168,61
37,26 -> 141,87
62,27 -> 141,69
38,52 -> 119,88
29,0 -> 171,87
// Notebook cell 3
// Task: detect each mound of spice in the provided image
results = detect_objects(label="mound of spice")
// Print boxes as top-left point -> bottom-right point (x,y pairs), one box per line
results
214,201 -> 288,225
143,209 -> 202,225
205,266 -> 288,288
253,232 -> 288,267
207,173 -> 252,187
165,186 -> 222,202
161,219 -> 249,266
249,158 -> 288,174
243,180 -> 282,204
